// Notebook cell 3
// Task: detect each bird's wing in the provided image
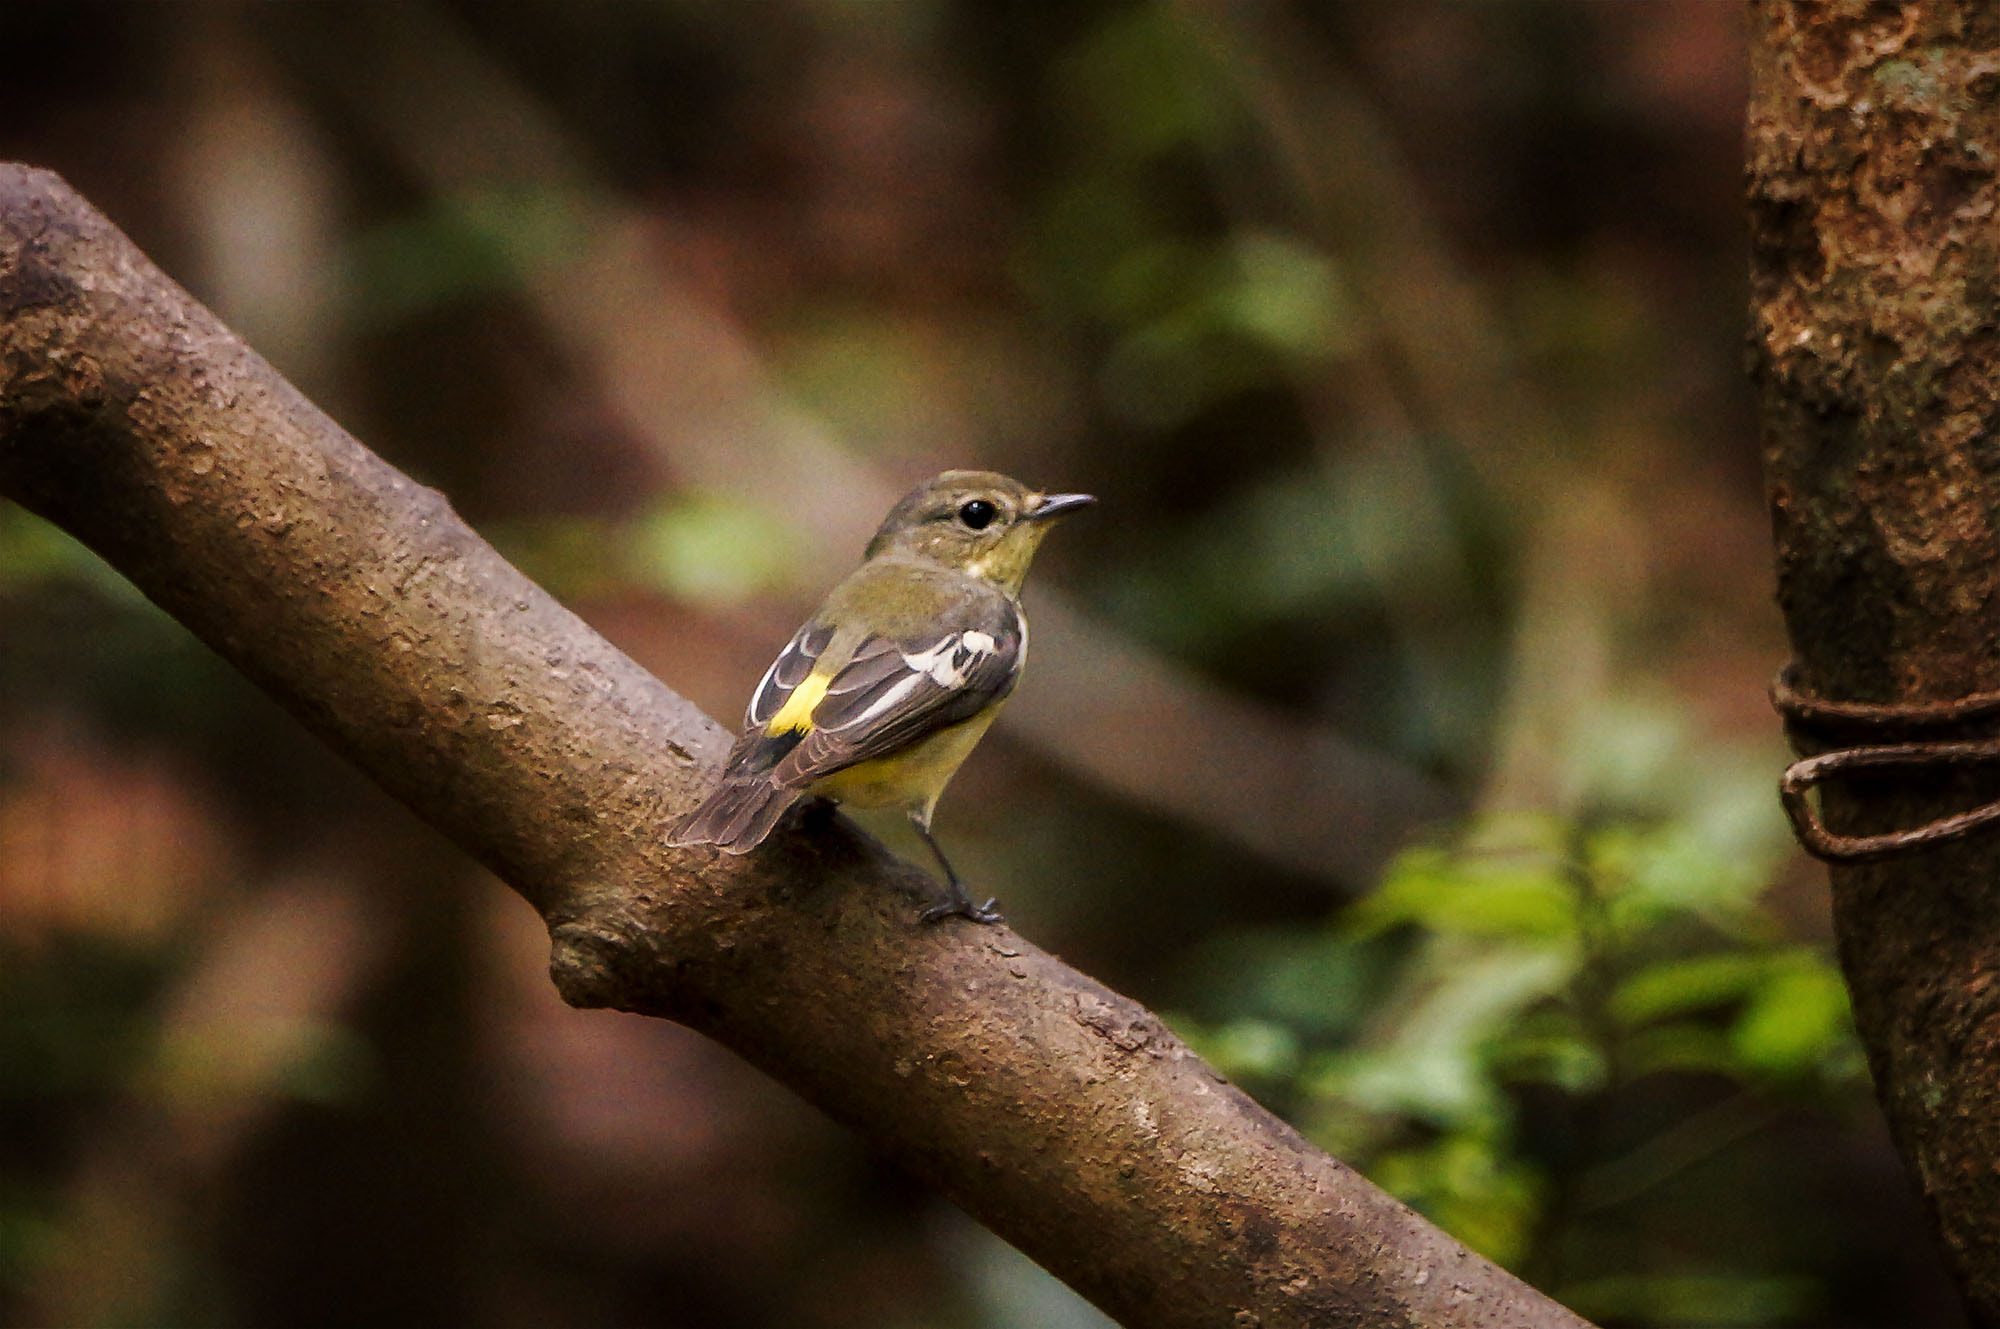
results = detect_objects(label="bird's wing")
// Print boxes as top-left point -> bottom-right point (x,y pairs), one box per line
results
666,617 -> 841,852
744,619 -> 837,730
770,607 -> 1022,786
672,585 -> 1018,851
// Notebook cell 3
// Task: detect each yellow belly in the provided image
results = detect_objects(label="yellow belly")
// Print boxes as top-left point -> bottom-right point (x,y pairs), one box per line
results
810,708 -> 1002,818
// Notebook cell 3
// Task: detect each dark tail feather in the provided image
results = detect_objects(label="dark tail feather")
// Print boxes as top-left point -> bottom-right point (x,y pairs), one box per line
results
668,779 -> 802,853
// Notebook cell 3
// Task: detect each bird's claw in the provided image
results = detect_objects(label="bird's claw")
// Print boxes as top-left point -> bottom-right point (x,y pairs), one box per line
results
920,895 -> 1003,925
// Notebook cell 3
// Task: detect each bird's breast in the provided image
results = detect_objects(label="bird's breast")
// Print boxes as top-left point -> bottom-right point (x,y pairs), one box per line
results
810,707 -> 1004,814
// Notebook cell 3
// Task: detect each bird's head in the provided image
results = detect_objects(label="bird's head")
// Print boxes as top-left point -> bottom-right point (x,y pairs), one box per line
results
865,470 -> 1094,593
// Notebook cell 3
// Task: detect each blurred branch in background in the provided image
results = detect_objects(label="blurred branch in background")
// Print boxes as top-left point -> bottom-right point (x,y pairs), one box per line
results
166,3 -> 347,399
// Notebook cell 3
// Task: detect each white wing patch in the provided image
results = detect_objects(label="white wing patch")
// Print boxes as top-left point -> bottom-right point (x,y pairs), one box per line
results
824,630 -> 1001,732
745,621 -> 834,729
745,652 -> 790,724
903,630 -> 998,688
842,672 -> 923,729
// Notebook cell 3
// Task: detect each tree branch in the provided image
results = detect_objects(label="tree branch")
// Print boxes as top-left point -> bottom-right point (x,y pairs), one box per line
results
0,164 -> 1586,1329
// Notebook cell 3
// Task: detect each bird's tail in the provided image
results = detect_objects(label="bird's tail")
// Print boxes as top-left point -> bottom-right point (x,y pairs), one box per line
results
668,778 -> 802,853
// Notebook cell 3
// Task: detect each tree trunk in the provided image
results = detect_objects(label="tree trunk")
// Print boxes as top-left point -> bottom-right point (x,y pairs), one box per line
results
1750,1 -> 2000,1320
0,164 -> 1590,1329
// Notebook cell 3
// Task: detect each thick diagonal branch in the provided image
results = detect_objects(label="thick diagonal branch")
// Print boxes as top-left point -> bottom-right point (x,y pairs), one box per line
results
0,164 -> 1586,1329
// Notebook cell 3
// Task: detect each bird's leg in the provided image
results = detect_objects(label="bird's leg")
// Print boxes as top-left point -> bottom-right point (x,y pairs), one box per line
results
910,815 -> 1002,924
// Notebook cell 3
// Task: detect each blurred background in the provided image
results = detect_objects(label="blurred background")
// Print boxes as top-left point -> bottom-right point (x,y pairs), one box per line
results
0,2 -> 1968,1326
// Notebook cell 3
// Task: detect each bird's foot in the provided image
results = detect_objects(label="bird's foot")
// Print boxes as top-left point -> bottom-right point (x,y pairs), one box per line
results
919,893 -> 1004,925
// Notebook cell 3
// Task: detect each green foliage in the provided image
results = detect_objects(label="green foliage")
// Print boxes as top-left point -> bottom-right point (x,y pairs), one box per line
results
342,189 -> 591,328
1370,1130 -> 1546,1270
0,929 -> 379,1321
1562,1273 -> 1824,1327
494,494 -> 803,605
154,1017 -> 378,1110
0,937 -> 166,1104
1174,707 -> 1864,1324
0,935 -> 173,1308
1098,448 -> 1483,655
0,1199 -> 56,1298
628,497 -> 803,603
1053,7 -> 1241,164
0,506 -> 146,603
1095,231 -> 1358,428
0,507 -> 264,744
1024,8 -> 1367,431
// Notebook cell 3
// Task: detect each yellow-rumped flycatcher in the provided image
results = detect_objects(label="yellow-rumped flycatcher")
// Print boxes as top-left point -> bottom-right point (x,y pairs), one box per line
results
668,471 -> 1092,923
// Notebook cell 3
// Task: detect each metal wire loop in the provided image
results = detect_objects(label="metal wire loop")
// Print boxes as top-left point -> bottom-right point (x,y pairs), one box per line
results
1778,738 -> 2000,862
1770,662 -> 2000,735
1772,666 -> 2000,862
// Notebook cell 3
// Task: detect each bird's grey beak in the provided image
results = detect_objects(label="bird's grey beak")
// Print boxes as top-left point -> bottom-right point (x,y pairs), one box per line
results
1029,492 -> 1095,521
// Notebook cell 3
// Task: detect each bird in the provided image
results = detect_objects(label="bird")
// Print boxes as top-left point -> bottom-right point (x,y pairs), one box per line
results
668,470 -> 1093,923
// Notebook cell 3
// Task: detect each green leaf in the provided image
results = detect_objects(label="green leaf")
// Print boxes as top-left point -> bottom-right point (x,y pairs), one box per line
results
1175,1017 -> 1300,1083
1608,952 -> 1769,1026
1309,944 -> 1573,1127
1489,1009 -> 1607,1093
1592,821 -> 1771,938
1370,1132 -> 1546,1267
1731,958 -> 1856,1078
0,504 -> 145,601
1351,847 -> 1577,942
1622,1022 -> 1742,1078
1180,928 -> 1384,1041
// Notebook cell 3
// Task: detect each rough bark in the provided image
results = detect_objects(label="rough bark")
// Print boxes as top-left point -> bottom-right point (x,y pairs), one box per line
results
1750,2 -> 2000,1320
0,165 -> 1588,1329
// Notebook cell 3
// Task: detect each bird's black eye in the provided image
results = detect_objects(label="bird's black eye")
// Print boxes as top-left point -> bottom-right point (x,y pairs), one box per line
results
957,499 -> 998,530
